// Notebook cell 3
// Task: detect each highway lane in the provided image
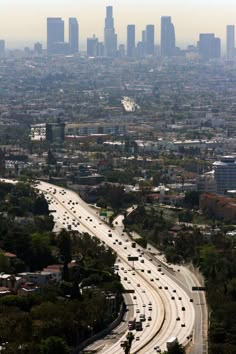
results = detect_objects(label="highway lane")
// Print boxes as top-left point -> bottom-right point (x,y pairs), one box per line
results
0,179 -> 196,353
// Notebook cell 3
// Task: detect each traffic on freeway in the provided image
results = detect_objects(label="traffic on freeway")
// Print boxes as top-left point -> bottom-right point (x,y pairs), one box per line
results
1,179 -> 196,353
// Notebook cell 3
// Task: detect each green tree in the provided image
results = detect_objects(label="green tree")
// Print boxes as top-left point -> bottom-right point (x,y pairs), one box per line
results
40,336 -> 69,354
57,230 -> 72,281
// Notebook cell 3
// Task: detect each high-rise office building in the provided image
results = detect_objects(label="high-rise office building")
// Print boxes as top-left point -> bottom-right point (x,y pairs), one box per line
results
127,25 -> 135,57
198,33 -> 221,61
145,25 -> 155,55
104,6 -> 117,57
34,42 -> 43,55
161,16 -> 176,57
87,35 -> 98,57
69,18 -> 79,54
226,25 -> 235,60
47,18 -> 64,54
213,156 -> 236,194
0,40 -> 5,56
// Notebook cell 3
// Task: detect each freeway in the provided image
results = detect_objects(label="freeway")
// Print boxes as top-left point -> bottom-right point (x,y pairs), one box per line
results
35,180 -> 196,354
0,179 -> 196,353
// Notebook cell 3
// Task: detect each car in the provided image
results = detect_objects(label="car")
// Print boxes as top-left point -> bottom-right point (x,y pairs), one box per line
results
108,234 -> 112,237
156,278 -> 159,281
141,269 -> 144,272
148,316 -> 152,321
179,297 -> 182,300
140,259 -> 144,263
182,307 -> 185,311
147,270 -> 151,274
124,270 -> 127,273
132,272 -> 135,275
159,286 -> 162,289
148,301 -> 152,305
137,284 -> 140,287
143,304 -> 146,307
181,323 -> 186,327
149,258 -> 153,261
158,268 -> 162,272
154,346 -> 160,350
136,309 -> 140,313
190,298 -> 194,302
173,289 -> 176,293
146,323 -> 150,327
133,296 -> 137,300
148,307 -> 152,311
161,272 -> 164,275
164,286 -> 168,290
150,278 -> 154,282
124,277 -> 127,281
142,290 -> 146,293
176,317 -> 180,321
136,337 -> 140,341
171,296 -> 175,300
124,246 -> 127,250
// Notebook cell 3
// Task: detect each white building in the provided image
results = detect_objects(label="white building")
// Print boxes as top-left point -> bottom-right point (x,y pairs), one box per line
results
213,156 -> 236,194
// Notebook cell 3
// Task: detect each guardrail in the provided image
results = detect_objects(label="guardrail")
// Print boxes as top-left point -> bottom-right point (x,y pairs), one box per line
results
72,301 -> 126,354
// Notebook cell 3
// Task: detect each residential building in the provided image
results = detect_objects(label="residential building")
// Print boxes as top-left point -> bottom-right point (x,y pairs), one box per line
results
200,193 -> 236,222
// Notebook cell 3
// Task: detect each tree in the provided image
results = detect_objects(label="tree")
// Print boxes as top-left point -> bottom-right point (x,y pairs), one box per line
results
57,230 -> 72,281
40,336 -> 69,354
166,340 -> 185,354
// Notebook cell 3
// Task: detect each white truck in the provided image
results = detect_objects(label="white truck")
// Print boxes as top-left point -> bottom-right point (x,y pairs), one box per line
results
166,336 -> 177,350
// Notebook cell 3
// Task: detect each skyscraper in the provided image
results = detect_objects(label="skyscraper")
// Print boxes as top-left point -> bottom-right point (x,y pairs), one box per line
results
47,18 -> 64,54
226,25 -> 235,60
104,6 -> 117,57
145,25 -> 155,55
69,18 -> 79,54
198,33 -> 221,61
127,25 -> 135,57
87,35 -> 98,57
161,16 -> 176,57
0,40 -> 5,56
213,156 -> 236,194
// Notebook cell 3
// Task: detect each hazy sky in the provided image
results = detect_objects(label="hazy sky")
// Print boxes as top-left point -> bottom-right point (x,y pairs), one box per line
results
1,0 -> 236,48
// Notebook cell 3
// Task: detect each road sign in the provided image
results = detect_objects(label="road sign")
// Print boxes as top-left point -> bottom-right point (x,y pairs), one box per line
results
128,256 -> 139,261
192,286 -> 206,291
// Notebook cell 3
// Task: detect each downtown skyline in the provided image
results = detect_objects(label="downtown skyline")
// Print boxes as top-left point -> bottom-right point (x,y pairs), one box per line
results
1,0 -> 236,49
